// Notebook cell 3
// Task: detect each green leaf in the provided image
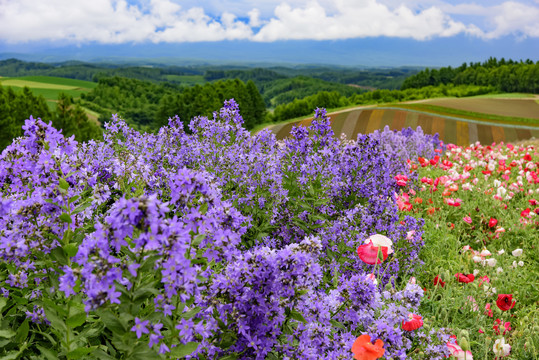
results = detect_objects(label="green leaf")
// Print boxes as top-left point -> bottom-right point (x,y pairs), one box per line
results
329,319 -> 346,330
180,307 -> 201,320
63,243 -> 79,258
68,195 -> 80,204
0,350 -> 20,360
0,298 -> 7,314
59,213 -> 72,224
169,342 -> 199,357
59,178 -> 70,191
218,332 -> 236,349
43,306 -> 66,332
191,234 -> 205,247
14,319 -> 29,342
36,345 -> 58,360
288,309 -> 307,324
67,311 -> 86,328
95,309 -> 126,335
50,246 -> 68,266
67,346 -> 97,359
219,354 -> 239,360
72,201 -> 92,215
0,330 -> 16,339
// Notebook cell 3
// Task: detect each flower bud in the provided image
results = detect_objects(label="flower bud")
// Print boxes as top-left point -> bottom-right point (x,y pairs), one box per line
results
459,337 -> 471,351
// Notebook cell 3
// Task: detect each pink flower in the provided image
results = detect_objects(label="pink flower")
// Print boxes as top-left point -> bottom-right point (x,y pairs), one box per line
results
463,216 -> 472,224
364,234 -> 393,255
447,342 -> 474,359
402,313 -> 423,331
445,198 -> 462,207
394,174 -> 409,186
357,241 -> 388,265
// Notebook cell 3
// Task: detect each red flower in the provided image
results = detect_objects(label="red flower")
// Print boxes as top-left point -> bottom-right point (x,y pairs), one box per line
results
493,319 -> 511,335
357,241 -> 388,265
402,314 -> 423,331
433,275 -> 445,287
488,218 -> 498,228
496,294 -> 516,311
351,334 -> 385,360
455,273 -> 475,283
521,208 -> 531,217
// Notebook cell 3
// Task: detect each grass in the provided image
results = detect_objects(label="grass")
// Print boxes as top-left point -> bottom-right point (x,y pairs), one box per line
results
386,103 -> 539,127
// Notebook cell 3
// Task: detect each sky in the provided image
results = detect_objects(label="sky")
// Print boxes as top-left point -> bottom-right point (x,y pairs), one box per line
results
0,0 -> 538,66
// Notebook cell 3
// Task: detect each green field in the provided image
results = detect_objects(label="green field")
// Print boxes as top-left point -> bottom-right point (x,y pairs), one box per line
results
162,74 -> 206,85
0,75 -> 98,112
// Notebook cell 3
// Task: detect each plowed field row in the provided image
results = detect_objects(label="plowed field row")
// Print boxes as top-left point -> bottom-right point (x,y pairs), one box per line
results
267,108 -> 539,146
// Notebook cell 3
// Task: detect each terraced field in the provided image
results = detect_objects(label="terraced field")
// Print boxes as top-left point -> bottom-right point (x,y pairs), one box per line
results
266,102 -> 539,146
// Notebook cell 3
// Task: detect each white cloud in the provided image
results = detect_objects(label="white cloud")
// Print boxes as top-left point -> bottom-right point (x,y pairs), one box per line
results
253,0 -> 472,41
0,0 -> 537,43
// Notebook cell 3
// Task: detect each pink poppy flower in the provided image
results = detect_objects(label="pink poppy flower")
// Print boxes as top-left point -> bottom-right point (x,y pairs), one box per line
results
357,241 -> 388,265
402,313 -> 423,331
394,174 -> 409,186
447,342 -> 474,359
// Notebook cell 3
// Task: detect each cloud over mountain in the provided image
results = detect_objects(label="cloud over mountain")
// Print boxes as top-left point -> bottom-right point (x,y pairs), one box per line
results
0,0 -> 537,44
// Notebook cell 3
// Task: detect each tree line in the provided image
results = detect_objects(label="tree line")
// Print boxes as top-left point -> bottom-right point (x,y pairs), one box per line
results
401,57 -> 539,93
80,76 -> 266,131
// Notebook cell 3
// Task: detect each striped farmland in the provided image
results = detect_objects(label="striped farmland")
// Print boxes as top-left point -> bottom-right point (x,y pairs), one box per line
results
265,108 -> 539,146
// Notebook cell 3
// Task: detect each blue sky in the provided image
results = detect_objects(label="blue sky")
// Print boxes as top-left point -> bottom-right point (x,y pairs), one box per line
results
0,0 -> 538,66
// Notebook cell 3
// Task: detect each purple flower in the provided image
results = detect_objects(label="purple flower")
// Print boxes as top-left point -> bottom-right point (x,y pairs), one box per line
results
131,318 -> 150,339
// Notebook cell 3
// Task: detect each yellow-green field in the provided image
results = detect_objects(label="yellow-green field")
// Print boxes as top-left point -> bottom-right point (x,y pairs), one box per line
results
262,95 -> 539,146
0,75 -> 98,117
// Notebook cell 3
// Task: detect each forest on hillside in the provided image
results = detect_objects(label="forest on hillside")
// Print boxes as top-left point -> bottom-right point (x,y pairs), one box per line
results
401,57 -> 539,93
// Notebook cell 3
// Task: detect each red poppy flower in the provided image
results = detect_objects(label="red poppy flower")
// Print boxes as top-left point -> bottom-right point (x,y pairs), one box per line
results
351,334 -> 385,360
488,218 -> 498,228
402,314 -> 423,331
433,275 -> 445,287
357,241 -> 388,265
496,294 -> 516,311
521,208 -> 531,217
455,273 -> 475,283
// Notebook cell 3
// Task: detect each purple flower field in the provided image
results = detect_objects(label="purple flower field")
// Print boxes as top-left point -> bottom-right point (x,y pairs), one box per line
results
0,100 -> 452,359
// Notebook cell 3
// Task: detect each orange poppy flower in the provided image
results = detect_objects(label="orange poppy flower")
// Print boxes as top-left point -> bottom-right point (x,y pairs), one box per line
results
351,334 -> 385,360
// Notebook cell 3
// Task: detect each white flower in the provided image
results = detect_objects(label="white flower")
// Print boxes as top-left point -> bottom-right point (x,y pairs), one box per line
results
498,249 -> 505,255
512,248 -> 523,257
486,258 -> 497,267
364,234 -> 393,254
480,249 -> 491,257
493,338 -> 511,357
518,261 -> 524,267
473,269 -> 480,277
472,256 -> 482,263
496,267 -> 503,274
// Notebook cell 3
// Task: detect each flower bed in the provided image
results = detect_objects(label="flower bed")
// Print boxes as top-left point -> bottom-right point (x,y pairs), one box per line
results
1,100 -> 536,359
